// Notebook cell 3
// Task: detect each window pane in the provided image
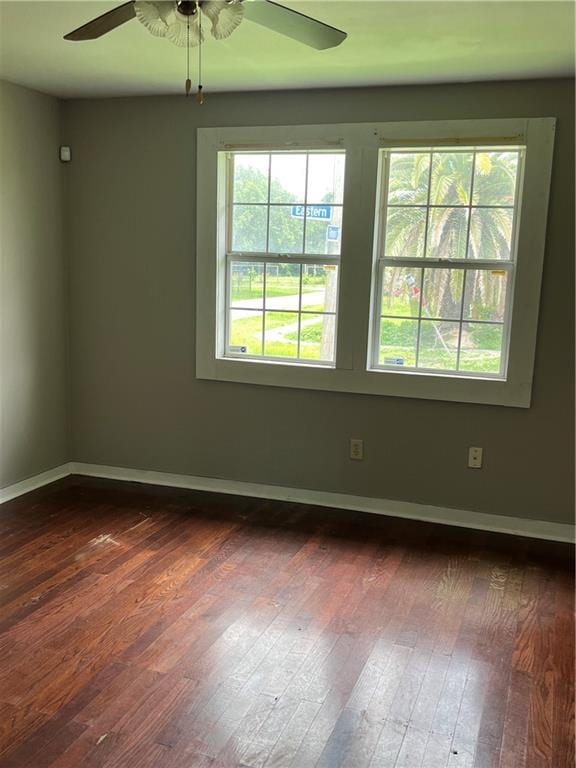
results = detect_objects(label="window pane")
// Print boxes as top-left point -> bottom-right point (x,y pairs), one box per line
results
301,265 -> 339,313
305,206 -> 343,255
299,314 -> 336,361
472,151 -> 519,206
270,154 -> 306,204
230,262 -> 264,308
459,323 -> 503,374
307,153 -> 345,204
418,320 -> 459,370
426,207 -> 469,260
268,206 -> 304,254
229,309 -> 263,356
265,263 -> 301,310
381,266 -> 422,318
233,154 -> 269,203
264,311 -> 298,357
430,151 -> 473,205
232,205 -> 267,252
469,208 -> 514,260
384,206 -> 427,258
422,268 -> 464,320
379,318 -> 418,367
463,269 -> 508,322
387,152 -> 430,206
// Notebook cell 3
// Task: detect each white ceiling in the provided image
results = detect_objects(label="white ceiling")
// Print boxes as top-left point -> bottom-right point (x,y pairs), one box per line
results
0,0 -> 574,98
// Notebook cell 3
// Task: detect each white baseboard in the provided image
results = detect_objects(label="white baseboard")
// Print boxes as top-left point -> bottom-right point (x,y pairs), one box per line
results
0,463 -> 74,504
71,462 -> 573,544
1,461 -> 573,544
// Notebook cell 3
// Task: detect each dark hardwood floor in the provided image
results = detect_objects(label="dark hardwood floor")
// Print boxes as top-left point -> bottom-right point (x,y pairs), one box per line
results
0,477 -> 573,768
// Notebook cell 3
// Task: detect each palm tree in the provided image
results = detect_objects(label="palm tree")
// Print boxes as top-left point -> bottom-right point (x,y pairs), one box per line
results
383,149 -> 518,324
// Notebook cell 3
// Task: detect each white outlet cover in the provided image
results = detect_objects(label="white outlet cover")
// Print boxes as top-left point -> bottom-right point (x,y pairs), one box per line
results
468,446 -> 483,468
350,439 -> 364,460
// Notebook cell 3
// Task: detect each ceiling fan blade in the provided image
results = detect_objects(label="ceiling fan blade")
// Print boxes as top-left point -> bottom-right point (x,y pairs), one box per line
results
64,1 -> 137,41
243,0 -> 346,50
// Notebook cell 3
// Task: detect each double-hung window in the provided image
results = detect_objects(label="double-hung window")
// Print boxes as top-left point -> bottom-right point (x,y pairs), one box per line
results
225,151 -> 345,365
372,146 -> 523,377
197,119 -> 555,407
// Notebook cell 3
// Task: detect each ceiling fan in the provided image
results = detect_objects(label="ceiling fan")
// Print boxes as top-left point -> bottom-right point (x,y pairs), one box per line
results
64,1 -> 347,51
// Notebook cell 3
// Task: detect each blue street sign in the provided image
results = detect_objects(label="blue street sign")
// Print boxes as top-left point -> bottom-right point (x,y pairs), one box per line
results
290,205 -> 332,221
326,225 -> 340,241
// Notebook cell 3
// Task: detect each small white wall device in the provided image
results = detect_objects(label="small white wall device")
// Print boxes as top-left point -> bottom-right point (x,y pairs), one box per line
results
59,146 -> 71,163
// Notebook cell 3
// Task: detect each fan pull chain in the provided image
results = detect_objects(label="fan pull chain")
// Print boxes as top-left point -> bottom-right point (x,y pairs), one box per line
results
185,16 -> 191,96
196,9 -> 204,104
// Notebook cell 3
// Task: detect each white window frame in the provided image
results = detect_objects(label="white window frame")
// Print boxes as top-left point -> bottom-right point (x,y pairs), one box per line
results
196,119 -> 555,408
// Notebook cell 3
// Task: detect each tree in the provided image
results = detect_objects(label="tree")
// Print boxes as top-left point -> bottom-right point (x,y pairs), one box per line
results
232,165 -> 332,255
383,150 -> 517,324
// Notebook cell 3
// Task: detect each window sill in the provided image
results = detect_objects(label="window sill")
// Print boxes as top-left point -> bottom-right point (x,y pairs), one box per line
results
368,365 -> 506,383
196,356 -> 530,407
221,354 -> 335,369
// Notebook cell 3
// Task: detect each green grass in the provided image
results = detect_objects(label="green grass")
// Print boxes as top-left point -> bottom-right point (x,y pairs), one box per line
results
379,343 -> 500,372
230,309 -> 500,372
230,311 -> 327,360
379,317 -> 502,372
457,351 -> 501,373
381,296 -> 419,317
285,322 -> 322,343
285,318 -> 325,359
230,311 -> 298,358
231,275 -> 324,302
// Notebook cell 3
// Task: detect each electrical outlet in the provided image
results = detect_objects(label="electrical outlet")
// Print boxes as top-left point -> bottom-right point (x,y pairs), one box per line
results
468,446 -> 483,469
350,438 -> 364,461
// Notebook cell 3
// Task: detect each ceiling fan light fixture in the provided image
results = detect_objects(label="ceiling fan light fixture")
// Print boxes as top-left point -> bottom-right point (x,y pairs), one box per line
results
135,1 -> 202,47
166,15 -> 203,46
202,0 -> 244,41
134,1 -> 173,37
176,1 -> 199,15
134,0 -> 242,46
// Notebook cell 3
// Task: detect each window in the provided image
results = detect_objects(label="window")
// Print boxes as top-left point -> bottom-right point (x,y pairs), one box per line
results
371,147 -> 523,378
196,119 -> 555,407
225,151 -> 345,365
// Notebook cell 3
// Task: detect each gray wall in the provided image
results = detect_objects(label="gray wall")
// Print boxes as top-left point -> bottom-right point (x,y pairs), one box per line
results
0,81 -> 68,487
62,79 -> 574,524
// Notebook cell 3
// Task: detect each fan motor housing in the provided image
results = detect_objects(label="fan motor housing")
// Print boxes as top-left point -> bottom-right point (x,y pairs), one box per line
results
177,1 -> 198,16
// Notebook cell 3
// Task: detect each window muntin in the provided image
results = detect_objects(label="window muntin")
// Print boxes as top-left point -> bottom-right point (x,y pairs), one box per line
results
372,146 -> 524,378
224,150 -> 345,365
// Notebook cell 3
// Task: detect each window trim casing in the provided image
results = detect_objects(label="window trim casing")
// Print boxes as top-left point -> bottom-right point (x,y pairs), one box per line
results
196,119 -> 556,408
